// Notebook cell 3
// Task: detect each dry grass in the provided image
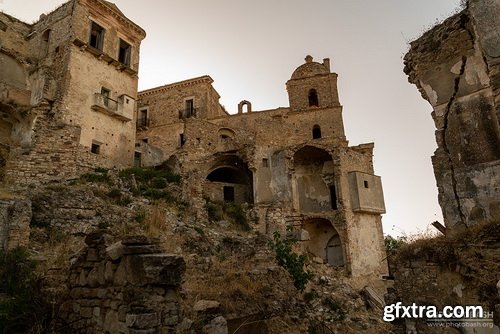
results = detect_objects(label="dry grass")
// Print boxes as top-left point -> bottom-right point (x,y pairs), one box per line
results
181,257 -> 267,317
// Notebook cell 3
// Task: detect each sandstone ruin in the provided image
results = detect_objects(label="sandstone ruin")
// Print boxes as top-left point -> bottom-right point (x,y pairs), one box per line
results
404,0 -> 500,228
0,0 -> 389,289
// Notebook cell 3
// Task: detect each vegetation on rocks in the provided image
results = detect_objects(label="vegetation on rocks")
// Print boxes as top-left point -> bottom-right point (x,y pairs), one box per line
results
0,247 -> 51,334
269,226 -> 313,292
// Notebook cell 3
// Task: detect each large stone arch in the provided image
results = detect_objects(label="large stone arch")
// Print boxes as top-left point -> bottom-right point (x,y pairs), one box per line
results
303,218 -> 344,266
203,154 -> 254,204
292,145 -> 336,212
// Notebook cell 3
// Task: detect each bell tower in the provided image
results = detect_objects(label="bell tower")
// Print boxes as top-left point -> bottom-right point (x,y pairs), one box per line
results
286,55 -> 341,112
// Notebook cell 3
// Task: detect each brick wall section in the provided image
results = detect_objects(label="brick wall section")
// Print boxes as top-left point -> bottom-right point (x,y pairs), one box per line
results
4,103 -> 110,189
0,197 -> 31,251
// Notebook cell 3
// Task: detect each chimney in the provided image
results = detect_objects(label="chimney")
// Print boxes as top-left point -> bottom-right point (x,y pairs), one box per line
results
323,58 -> 330,72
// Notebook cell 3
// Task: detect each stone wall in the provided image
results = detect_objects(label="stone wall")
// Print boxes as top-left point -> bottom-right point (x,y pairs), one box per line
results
0,196 -> 31,251
404,0 -> 500,227
59,232 -> 185,333
3,102 -> 109,189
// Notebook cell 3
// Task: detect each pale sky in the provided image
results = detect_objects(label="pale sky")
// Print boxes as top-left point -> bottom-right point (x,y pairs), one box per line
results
2,0 -> 463,237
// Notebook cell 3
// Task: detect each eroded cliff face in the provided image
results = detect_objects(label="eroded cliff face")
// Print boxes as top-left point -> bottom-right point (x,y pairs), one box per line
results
404,0 -> 500,227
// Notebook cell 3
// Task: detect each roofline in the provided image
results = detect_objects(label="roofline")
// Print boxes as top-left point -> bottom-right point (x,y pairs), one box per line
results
138,75 -> 215,97
89,0 -> 146,38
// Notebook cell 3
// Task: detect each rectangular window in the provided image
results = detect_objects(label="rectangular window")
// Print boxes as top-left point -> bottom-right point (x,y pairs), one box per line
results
118,39 -> 131,66
223,186 -> 235,202
91,143 -> 100,154
330,185 -> 338,210
179,133 -> 186,147
262,158 -> 269,167
89,21 -> 105,51
364,180 -> 369,188
185,99 -> 194,117
138,108 -> 148,127
101,87 -> 111,107
134,152 -> 141,167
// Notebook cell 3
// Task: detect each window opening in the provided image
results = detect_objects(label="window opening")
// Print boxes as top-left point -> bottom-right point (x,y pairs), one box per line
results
89,21 -> 105,50
312,125 -> 322,139
134,152 -> 141,167
179,133 -> 186,147
262,158 -> 269,167
91,143 -> 100,154
223,186 -> 235,202
185,99 -> 194,118
330,185 -> 338,210
118,39 -> 131,66
364,180 -> 369,188
101,87 -> 111,107
308,89 -> 319,107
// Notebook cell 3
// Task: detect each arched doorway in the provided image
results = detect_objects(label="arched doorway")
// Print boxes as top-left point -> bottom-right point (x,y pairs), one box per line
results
204,155 -> 253,204
303,218 -> 344,266
293,146 -> 334,212
326,235 -> 344,266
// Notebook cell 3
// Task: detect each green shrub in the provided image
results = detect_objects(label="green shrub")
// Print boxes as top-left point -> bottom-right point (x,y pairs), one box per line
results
119,167 -> 180,184
269,226 -> 313,292
81,171 -> 111,184
0,247 -> 51,333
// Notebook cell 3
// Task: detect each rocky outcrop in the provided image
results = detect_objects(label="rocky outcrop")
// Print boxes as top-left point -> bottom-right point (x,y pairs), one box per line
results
58,231 -> 185,333
403,0 -> 500,227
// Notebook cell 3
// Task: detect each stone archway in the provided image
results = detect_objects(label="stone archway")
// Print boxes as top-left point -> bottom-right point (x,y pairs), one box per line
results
303,218 -> 344,266
292,146 -> 335,213
204,155 -> 254,204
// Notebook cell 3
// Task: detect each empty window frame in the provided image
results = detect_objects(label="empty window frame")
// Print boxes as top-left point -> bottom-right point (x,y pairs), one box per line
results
118,39 -> 131,66
185,99 -> 194,118
91,143 -> 100,154
138,108 -> 149,127
179,133 -> 186,147
89,21 -> 105,50
101,87 -> 111,107
330,185 -> 338,210
364,180 -> 369,188
223,186 -> 235,202
308,89 -> 319,107
312,125 -> 322,139
134,152 -> 142,167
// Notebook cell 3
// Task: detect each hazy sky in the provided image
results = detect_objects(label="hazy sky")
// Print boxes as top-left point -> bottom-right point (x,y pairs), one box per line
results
2,0 -> 462,237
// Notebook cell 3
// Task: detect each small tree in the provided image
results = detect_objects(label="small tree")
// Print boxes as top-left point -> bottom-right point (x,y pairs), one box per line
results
269,226 -> 313,291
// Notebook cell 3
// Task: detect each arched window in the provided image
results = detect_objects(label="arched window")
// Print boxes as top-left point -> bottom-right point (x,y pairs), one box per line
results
308,89 -> 319,107
312,125 -> 321,139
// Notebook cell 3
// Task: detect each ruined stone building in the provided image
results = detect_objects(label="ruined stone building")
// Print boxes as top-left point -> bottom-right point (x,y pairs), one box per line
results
0,0 -> 146,188
136,55 -> 389,285
1,0 -> 388,286
404,0 -> 500,228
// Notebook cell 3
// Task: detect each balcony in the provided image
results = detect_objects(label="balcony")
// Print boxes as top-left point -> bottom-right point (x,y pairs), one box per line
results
91,93 -> 134,121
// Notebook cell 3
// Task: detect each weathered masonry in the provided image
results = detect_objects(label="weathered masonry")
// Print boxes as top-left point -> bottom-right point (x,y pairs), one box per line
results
404,0 -> 500,228
0,0 -> 145,188
137,55 -> 389,287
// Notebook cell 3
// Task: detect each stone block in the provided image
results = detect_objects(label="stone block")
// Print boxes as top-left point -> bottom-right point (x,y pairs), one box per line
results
123,244 -> 162,255
122,235 -> 160,246
125,254 -> 185,286
193,300 -> 220,313
126,313 -> 159,329
106,241 -> 125,261
202,316 -> 228,334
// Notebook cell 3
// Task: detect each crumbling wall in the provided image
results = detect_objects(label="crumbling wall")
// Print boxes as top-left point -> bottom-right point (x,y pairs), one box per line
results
0,196 -> 31,251
59,232 -> 185,333
389,222 -> 500,333
404,0 -> 500,227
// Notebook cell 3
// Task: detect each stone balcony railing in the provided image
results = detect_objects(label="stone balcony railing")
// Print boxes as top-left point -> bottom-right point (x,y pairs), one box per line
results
91,93 -> 134,121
